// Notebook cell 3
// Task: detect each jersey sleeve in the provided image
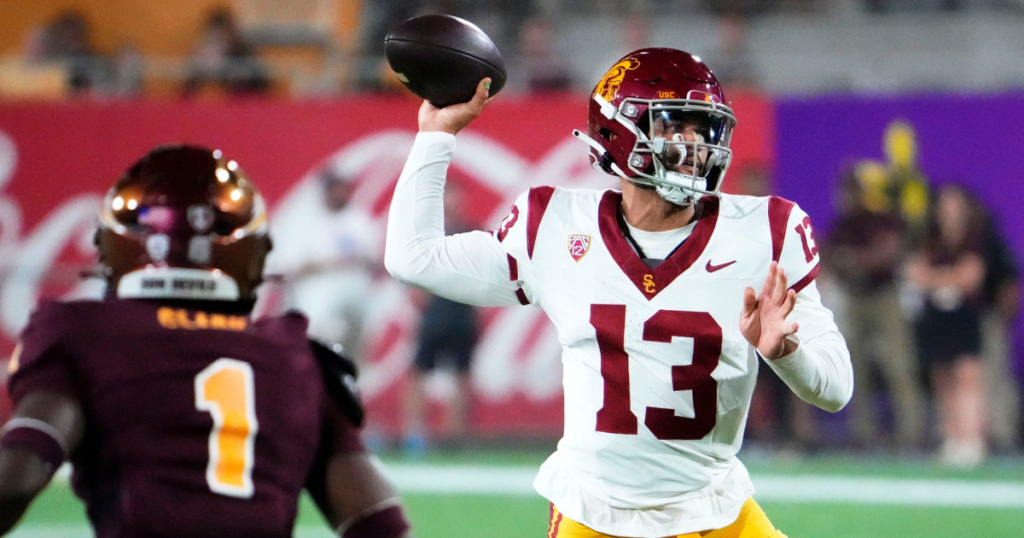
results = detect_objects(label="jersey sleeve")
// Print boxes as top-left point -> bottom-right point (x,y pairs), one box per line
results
491,188 -> 542,306
7,302 -> 79,403
763,278 -> 853,413
384,131 -> 535,307
769,197 -> 822,293
321,400 -> 365,455
304,398 -> 365,512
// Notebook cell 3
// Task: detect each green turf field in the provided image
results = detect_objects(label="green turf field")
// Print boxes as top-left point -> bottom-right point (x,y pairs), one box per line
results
11,451 -> 1024,538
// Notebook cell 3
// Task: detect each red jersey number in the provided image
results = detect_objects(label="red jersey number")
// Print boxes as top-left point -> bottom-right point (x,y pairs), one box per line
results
590,305 -> 722,440
495,205 -> 519,242
795,215 -> 819,263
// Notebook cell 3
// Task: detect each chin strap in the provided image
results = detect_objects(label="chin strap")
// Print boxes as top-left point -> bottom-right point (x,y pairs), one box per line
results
656,184 -> 700,206
658,171 -> 706,205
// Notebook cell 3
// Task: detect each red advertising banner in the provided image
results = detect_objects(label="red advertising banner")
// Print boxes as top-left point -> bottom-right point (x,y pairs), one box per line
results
0,93 -> 772,436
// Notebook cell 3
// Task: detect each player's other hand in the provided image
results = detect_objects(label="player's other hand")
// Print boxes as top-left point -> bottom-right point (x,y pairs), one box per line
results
740,261 -> 799,360
418,78 -> 493,135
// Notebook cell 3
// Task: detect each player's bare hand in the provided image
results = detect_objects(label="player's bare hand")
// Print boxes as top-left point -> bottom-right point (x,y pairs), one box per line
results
740,261 -> 799,360
418,78 -> 494,135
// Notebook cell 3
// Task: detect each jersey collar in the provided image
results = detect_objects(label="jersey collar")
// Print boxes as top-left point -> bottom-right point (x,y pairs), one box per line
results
598,191 -> 719,301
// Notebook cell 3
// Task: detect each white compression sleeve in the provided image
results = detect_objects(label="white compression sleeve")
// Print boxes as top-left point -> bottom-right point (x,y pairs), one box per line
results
384,132 -> 523,307
762,281 -> 854,413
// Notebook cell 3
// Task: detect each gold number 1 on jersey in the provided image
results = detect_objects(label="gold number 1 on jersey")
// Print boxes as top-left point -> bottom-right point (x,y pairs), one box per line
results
195,358 -> 259,498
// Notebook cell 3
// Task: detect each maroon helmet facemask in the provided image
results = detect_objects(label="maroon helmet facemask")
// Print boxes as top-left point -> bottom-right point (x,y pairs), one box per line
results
573,48 -> 737,206
95,145 -> 271,303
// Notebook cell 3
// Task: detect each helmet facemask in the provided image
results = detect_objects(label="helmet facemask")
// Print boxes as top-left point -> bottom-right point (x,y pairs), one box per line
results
591,93 -> 736,206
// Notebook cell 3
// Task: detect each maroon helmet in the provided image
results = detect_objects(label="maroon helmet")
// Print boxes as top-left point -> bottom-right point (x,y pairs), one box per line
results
573,48 -> 737,205
95,145 -> 271,304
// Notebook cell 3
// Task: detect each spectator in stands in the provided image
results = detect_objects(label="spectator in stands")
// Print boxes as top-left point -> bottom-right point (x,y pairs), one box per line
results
519,17 -> 573,92
978,202 -> 1021,453
882,121 -> 931,245
827,163 -> 925,452
907,184 -> 988,466
402,183 -> 478,457
183,8 -> 270,97
353,0 -> 422,91
110,44 -> 144,97
27,11 -> 107,94
708,13 -> 759,89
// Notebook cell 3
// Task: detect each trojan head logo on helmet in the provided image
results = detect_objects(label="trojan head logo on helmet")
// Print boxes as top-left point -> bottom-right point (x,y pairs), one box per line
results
95,145 -> 272,307
595,57 -> 641,102
573,48 -> 737,205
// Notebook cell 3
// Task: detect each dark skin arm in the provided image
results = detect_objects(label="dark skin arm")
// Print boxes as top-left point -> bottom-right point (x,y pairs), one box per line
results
0,392 -> 85,535
312,451 -> 411,537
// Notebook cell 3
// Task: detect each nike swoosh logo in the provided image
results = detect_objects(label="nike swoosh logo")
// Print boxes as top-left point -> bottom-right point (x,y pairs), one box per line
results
706,260 -> 737,273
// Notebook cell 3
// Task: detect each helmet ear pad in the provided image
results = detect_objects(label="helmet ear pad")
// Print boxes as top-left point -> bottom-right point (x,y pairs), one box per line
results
96,227 -> 148,290
587,98 -> 652,178
211,233 -> 272,301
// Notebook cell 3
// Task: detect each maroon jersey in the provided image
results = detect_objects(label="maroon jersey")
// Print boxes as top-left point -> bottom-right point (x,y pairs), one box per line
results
8,299 -> 362,538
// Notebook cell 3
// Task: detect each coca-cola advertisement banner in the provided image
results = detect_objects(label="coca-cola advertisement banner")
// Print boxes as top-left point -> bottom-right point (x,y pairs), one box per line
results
0,94 -> 773,434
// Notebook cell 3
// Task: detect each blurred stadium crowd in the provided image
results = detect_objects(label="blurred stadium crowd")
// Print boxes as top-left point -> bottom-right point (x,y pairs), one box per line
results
0,1 -> 1021,468
751,124 -> 1021,466
4,0 -> 1024,99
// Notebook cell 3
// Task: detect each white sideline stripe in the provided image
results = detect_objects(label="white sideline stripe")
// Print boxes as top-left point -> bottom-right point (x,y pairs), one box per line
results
753,475 -> 1024,508
9,527 -> 335,538
380,464 -> 1024,508
48,463 -> 1024,509
12,470 -> 1024,537
384,464 -> 538,495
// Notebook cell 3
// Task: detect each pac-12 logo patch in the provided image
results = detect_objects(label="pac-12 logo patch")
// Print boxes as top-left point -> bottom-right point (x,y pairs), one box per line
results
568,234 -> 591,262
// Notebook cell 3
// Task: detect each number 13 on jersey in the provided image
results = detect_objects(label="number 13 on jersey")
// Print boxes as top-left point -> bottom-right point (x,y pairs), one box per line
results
590,305 -> 722,440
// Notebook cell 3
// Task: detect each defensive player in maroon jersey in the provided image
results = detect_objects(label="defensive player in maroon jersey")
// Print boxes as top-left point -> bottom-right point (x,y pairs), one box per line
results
0,146 -> 412,538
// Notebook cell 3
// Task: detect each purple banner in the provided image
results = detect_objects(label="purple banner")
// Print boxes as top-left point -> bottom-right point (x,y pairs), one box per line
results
775,93 -> 1024,375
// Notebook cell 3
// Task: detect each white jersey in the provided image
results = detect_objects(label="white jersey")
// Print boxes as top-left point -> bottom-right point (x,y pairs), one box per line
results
385,132 -> 853,537
267,192 -> 380,343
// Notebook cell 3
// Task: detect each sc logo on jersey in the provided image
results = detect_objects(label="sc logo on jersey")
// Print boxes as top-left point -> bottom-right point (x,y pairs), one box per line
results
643,274 -> 656,293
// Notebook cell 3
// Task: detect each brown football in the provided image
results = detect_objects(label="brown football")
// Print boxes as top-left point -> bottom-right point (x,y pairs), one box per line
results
384,14 -> 506,108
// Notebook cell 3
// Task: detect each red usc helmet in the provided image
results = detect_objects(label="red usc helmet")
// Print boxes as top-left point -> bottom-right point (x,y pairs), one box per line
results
574,48 -> 737,205
95,145 -> 271,305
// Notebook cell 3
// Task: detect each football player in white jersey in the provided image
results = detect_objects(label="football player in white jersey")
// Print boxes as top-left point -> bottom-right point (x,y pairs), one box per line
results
385,48 -> 853,538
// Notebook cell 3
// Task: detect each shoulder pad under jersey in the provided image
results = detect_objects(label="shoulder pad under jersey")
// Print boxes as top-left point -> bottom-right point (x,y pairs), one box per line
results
309,339 -> 364,428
